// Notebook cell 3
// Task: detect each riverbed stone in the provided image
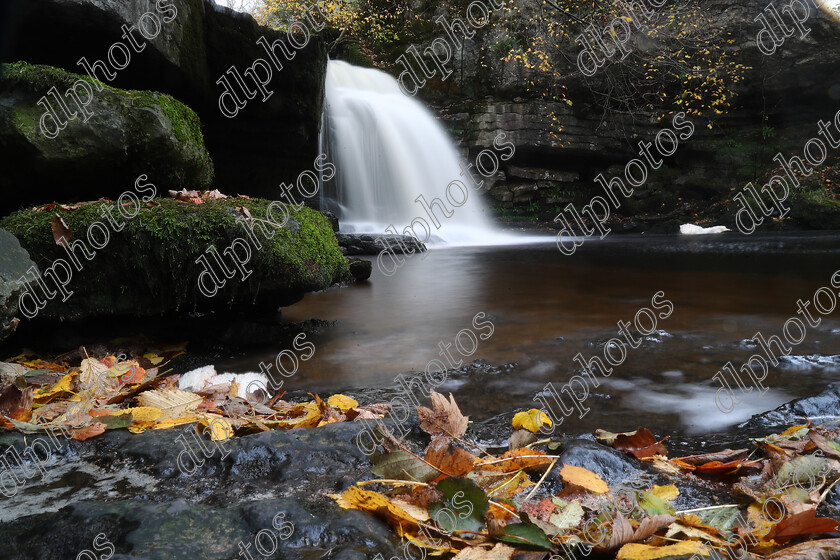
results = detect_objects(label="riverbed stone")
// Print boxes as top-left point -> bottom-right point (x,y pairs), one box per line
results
741,382 -> 840,431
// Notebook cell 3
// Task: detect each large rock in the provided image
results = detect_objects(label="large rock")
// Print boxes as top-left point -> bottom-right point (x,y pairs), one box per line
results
0,228 -> 35,341
0,198 -> 349,320
0,62 -> 214,201
0,0 -> 328,210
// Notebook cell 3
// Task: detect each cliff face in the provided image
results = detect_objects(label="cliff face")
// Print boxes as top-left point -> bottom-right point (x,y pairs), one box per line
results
360,0 -> 840,230
0,0 -> 327,210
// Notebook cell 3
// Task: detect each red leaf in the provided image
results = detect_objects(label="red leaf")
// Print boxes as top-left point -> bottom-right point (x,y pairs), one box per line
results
612,427 -> 667,459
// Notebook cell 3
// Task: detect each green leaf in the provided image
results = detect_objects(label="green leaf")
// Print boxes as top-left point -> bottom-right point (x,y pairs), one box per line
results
496,521 -> 555,550
695,505 -> 741,532
101,413 -> 133,430
371,451 -> 440,482
638,490 -> 676,517
428,476 -> 489,533
777,456 -> 836,488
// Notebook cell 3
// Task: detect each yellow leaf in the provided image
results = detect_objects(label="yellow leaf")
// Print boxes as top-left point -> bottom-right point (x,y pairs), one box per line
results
200,415 -> 233,441
124,406 -> 163,423
559,464 -> 609,494
616,541 -> 710,559
512,409 -> 553,433
153,414 -> 201,430
143,353 -> 164,366
651,484 -> 679,502
136,389 -> 202,420
327,394 -> 359,412
273,401 -> 322,429
34,372 -> 75,402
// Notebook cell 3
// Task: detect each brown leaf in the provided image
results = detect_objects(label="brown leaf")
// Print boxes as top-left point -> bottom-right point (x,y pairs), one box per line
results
52,214 -> 72,247
603,514 -> 634,550
633,514 -> 675,542
674,448 -> 750,466
613,427 -> 667,459
766,508 -> 840,544
808,432 -> 840,460
764,538 -> 840,558
417,391 -> 468,440
71,421 -> 106,441
425,443 -> 476,477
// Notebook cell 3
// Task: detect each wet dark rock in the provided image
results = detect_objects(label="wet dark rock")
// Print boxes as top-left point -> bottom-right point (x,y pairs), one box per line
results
741,382 -> 840,431
558,439 -> 649,487
348,257 -> 372,281
0,422 -> 401,559
337,233 -> 426,256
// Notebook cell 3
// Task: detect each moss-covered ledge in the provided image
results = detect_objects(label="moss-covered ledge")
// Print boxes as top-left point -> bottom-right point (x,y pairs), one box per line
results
0,198 -> 350,321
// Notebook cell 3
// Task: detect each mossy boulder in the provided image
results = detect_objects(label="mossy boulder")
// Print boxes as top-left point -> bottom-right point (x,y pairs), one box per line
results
0,62 -> 214,207
0,198 -> 349,321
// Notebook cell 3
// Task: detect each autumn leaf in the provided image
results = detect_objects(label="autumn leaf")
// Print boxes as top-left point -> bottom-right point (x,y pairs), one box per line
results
327,394 -> 359,412
766,508 -> 840,544
429,477 -> 489,533
51,214 -> 72,247
512,409 -> 553,433
417,391 -> 468,440
612,427 -> 667,459
372,450 -> 441,482
616,541 -> 710,559
136,389 -> 202,420
199,415 -> 233,441
71,421 -> 106,441
425,443 -> 476,477
476,449 -> 554,474
558,464 -> 609,494
451,543 -> 515,560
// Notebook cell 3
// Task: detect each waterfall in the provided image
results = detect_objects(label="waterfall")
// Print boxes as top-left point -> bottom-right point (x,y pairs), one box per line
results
320,60 -> 505,246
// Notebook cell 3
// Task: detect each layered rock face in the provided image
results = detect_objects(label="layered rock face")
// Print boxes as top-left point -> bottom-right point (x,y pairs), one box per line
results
0,0 -> 327,210
365,0 -> 840,229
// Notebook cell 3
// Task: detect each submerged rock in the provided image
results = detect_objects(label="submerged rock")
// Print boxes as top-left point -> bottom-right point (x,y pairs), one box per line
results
0,62 -> 214,202
0,198 -> 349,321
337,233 -> 426,256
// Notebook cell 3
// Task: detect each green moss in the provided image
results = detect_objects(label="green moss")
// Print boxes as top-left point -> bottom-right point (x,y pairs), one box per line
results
1,61 -> 214,179
0,198 -> 348,318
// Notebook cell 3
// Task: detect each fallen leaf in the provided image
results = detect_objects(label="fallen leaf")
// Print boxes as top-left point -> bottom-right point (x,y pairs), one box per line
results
200,415 -> 233,441
327,394 -> 359,412
613,427 -> 667,459
52,214 -> 72,247
764,538 -> 840,558
512,409 -> 553,433
71,422 -> 106,441
559,464 -> 609,494
549,500 -> 585,530
372,450 -> 441,482
136,389 -> 202,420
425,443 -> 476,477
451,543 -> 515,560
616,541 -> 709,559
766,508 -> 840,544
477,448 -> 553,473
496,521 -> 555,550
418,391 -> 468,440
429,477 -> 489,533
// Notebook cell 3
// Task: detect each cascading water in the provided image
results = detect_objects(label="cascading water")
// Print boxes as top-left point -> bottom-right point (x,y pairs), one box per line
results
320,60 -> 509,246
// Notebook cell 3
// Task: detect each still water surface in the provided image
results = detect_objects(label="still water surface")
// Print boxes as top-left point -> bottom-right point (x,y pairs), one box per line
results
221,232 -> 840,435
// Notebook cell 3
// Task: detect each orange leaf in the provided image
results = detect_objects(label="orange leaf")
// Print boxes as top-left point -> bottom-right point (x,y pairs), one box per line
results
425,444 -> 476,477
476,448 -> 553,473
71,422 -> 107,441
559,464 -> 609,494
